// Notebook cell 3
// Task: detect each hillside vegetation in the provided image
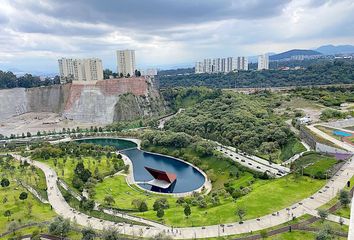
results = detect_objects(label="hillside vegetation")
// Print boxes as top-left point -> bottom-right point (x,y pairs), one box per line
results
163,87 -> 296,160
158,59 -> 354,88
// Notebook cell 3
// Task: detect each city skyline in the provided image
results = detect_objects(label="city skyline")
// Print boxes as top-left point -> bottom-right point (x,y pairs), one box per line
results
0,0 -> 354,74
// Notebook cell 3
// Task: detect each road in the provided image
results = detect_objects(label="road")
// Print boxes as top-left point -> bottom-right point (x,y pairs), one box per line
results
11,152 -> 354,239
216,145 -> 289,177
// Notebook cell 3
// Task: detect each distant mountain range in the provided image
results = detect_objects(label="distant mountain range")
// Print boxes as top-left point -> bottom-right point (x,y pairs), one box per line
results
315,44 -> 354,55
269,49 -> 322,61
248,44 -> 354,63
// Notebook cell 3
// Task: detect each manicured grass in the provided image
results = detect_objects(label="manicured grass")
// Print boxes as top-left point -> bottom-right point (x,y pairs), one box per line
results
130,175 -> 324,227
0,180 -> 56,233
268,231 -> 317,240
94,174 -> 175,210
279,138 -> 307,161
334,206 -> 351,219
229,172 -> 255,189
294,152 -> 338,178
2,160 -> 48,200
39,156 -> 119,189
310,219 -> 349,233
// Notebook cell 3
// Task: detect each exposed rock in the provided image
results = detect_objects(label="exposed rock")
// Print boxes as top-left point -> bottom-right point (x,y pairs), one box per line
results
0,77 -> 166,124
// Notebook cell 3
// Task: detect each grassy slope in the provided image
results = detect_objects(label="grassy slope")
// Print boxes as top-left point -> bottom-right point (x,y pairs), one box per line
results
94,173 -> 324,227
0,181 -> 55,233
39,156 -> 115,189
294,152 -> 337,177
279,138 -> 307,161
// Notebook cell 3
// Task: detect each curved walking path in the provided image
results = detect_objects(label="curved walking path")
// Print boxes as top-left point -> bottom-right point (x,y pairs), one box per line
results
11,152 -> 354,239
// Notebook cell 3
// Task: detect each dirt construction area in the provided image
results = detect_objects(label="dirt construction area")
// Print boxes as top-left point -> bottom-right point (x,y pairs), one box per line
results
0,112 -> 101,137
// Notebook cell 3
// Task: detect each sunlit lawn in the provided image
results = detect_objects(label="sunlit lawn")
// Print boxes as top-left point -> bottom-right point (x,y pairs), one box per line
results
95,174 -> 325,227
0,180 -> 56,233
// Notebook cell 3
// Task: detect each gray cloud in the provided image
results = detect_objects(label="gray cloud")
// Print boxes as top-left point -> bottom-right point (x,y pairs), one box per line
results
13,0 -> 291,31
0,0 -> 354,73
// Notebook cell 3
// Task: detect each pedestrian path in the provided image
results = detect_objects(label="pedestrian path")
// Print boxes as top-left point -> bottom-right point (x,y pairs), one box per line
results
11,153 -> 354,239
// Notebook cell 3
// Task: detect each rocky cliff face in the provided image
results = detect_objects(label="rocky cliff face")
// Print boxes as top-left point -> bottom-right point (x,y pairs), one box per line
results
0,77 -> 166,124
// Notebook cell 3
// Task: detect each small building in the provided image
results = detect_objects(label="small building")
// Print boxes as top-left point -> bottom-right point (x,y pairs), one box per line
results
297,116 -> 312,125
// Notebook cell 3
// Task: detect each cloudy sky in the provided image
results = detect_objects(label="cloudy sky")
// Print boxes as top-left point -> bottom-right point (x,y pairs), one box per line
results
0,0 -> 353,74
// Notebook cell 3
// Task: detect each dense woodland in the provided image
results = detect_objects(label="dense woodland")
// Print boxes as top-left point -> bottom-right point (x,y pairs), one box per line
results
157,59 -> 354,89
0,71 -> 60,89
162,87 -> 294,158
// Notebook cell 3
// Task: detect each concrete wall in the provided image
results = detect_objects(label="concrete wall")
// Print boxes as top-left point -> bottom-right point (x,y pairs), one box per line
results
316,142 -> 350,154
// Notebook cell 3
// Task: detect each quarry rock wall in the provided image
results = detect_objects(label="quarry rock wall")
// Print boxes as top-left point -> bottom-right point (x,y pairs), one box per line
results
0,77 -> 166,124
26,84 -> 71,113
0,88 -> 28,120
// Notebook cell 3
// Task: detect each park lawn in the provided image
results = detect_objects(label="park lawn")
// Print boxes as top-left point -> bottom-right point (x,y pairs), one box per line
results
39,156 -> 117,188
279,138 -> 306,161
0,158 -> 48,200
229,172 -> 255,189
0,226 -> 82,240
294,152 -> 337,178
0,180 -> 56,233
334,206 -> 351,219
268,230 -> 345,240
268,231 -> 317,240
94,174 -> 175,210
133,175 -> 324,227
310,219 -> 349,233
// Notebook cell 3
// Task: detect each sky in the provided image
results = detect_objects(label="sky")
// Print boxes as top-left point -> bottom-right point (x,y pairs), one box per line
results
0,0 -> 353,74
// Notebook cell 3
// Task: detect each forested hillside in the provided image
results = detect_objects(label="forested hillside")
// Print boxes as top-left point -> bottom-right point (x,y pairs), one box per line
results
158,59 -> 354,89
162,87 -> 295,160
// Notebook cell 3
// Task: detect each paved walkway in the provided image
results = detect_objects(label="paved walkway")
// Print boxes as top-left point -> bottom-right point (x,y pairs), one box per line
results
11,153 -> 354,239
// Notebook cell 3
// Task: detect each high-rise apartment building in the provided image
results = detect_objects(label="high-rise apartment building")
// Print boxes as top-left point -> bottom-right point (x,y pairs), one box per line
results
116,49 -> 136,77
235,56 -> 248,71
195,56 -> 249,74
195,61 -> 204,74
58,58 -> 103,83
258,54 -> 269,70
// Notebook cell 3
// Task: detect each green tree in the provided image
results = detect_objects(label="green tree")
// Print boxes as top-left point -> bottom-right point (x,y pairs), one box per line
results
156,208 -> 164,219
19,192 -> 28,201
184,205 -> 191,218
339,190 -> 350,206
138,201 -> 148,212
102,228 -> 119,240
1,178 -> 10,187
317,209 -> 329,222
4,210 -> 11,221
81,227 -> 96,240
104,195 -> 115,207
48,216 -> 70,237
236,207 -> 246,222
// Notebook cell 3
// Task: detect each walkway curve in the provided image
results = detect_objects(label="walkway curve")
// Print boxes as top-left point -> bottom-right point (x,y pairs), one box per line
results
11,152 -> 354,239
